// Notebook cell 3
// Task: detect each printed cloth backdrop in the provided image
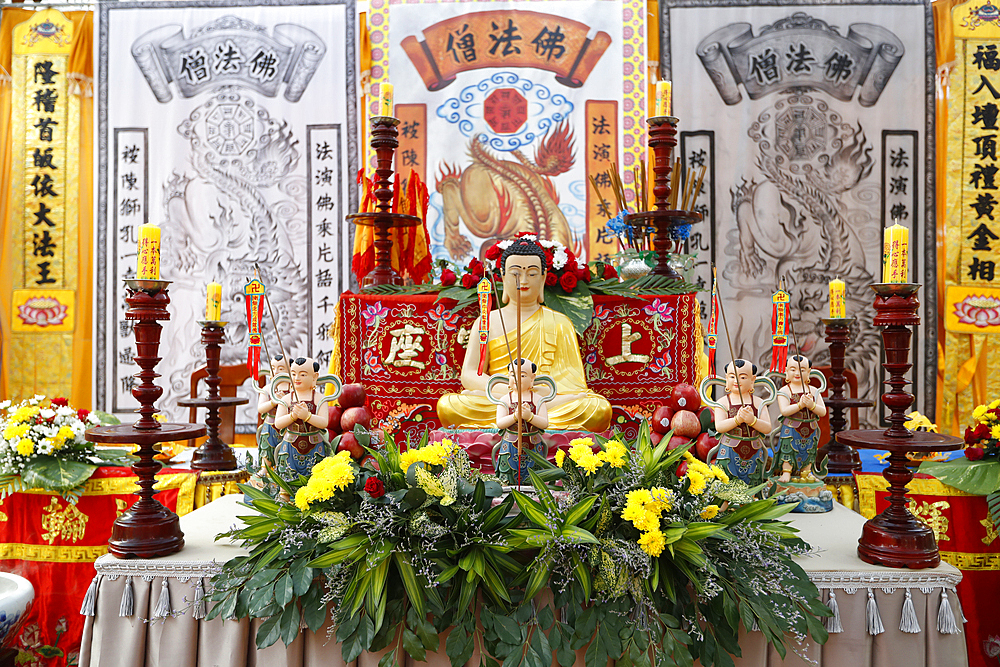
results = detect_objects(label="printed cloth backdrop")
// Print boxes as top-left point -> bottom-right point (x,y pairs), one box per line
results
369,0 -> 646,266
96,0 -> 357,427
661,0 -> 935,424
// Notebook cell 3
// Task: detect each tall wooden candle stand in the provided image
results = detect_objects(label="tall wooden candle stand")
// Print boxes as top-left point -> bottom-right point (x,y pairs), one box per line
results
837,284 -> 962,568
86,280 -> 206,558
347,117 -> 421,287
177,321 -> 247,471
625,116 -> 700,280
817,317 -> 872,476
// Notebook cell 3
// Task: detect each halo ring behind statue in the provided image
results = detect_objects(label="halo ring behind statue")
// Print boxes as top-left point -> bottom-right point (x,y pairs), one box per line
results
485,374 -> 557,407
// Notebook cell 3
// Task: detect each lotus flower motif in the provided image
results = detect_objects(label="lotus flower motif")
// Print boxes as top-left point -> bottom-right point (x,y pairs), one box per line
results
17,297 -> 67,327
953,295 -> 1000,328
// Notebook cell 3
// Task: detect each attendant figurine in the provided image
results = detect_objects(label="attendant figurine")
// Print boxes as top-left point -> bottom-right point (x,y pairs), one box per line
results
772,355 -> 827,483
247,355 -> 290,496
273,357 -> 341,481
490,358 -> 555,486
710,360 -> 774,487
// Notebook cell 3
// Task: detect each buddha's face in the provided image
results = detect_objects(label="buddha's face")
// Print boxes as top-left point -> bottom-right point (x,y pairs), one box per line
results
507,362 -> 536,394
290,360 -> 319,391
502,255 -> 545,305
725,361 -> 755,394
785,358 -> 810,385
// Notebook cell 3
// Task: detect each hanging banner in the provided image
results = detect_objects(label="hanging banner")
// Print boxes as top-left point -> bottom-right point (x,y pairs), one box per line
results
371,0 -> 644,267
8,9 -> 78,399
97,0 -> 357,428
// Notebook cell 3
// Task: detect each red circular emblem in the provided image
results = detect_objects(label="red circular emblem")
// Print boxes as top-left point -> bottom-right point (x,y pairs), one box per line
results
484,88 -> 527,135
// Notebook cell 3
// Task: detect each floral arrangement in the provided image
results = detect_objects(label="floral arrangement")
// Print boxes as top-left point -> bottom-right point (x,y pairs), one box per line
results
0,396 -> 123,500
209,424 -> 829,666
920,400 -> 1000,529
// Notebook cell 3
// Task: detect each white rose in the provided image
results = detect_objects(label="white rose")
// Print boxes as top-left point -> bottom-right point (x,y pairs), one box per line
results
552,249 -> 568,270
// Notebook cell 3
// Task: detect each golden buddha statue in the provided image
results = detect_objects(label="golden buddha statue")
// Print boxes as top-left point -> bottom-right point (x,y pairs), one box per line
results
437,238 -> 612,432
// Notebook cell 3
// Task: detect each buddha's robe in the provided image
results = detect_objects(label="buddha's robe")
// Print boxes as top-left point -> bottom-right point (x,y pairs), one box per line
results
437,307 -> 612,432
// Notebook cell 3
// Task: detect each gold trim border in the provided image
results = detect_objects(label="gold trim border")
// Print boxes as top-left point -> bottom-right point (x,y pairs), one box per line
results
0,542 -> 107,563
941,550 -> 1000,570
856,474 -> 976,519
17,472 -> 197,516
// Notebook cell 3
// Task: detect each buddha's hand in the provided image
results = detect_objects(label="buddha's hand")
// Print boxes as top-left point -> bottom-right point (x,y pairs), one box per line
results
736,405 -> 755,425
291,403 -> 311,421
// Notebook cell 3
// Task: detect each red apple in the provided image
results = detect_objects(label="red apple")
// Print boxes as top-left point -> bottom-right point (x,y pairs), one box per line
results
695,432 -> 719,462
341,406 -> 372,432
337,432 -> 365,460
667,435 -> 691,450
339,383 -> 367,409
671,410 -> 702,439
650,431 -> 664,445
698,406 -> 714,433
676,461 -> 689,477
327,405 -> 343,434
651,405 -> 674,434
669,383 -> 701,412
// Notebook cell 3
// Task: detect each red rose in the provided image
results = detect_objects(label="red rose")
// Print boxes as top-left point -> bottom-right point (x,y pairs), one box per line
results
965,426 -> 977,445
461,273 -> 476,289
364,477 -> 385,498
560,272 -> 578,293
973,423 -> 991,441
485,245 -> 501,261
545,272 -> 558,287
576,266 -> 591,282
564,257 -> 578,273
543,249 -> 554,268
966,446 -> 985,461
468,258 -> 484,277
603,264 -> 618,280
440,269 -> 457,286
50,397 -> 68,407
77,409 -> 90,422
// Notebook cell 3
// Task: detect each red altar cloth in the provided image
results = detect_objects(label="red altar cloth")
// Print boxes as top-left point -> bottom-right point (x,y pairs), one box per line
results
856,472 -> 1000,667
0,467 -> 197,666
334,292 -> 703,438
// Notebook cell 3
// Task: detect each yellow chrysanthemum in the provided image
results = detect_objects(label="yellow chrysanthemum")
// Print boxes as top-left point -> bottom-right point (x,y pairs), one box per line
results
16,440 -> 34,456
568,440 -> 603,475
399,441 -> 458,471
974,405 -> 989,422
2,423 -> 29,440
294,451 -> 356,510
700,504 -> 720,520
57,425 -> 74,440
991,399 -> 1000,410
599,440 -> 628,468
991,425 -> 1000,440
9,406 -> 38,425
686,469 -> 707,495
709,465 -> 730,484
555,449 -> 566,467
569,437 -> 596,449
648,487 -> 673,513
638,529 -> 666,557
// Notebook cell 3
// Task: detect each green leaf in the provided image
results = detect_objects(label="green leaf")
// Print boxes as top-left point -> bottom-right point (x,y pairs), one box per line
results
989,490 -> 1000,529
301,583 -> 326,632
560,525 -> 600,544
446,624 -> 475,667
20,457 -> 96,492
402,628 -> 427,662
511,490 -> 550,527
35,646 -> 63,658
274,573 -> 294,608
543,290 -> 595,336
524,559 -> 550,601
919,458 -> 1000,496
279,602 -> 301,647
290,564 -> 314,597
256,615 -> 282,649
393,552 -> 426,619
562,496 -> 598,527
683,522 -> 725,541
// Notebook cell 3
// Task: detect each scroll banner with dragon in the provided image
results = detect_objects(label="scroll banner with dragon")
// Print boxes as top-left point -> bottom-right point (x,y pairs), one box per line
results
6,9 -> 79,400
661,2 -> 934,423
97,1 -> 357,429
333,292 -> 701,439
0,467 -> 196,667
857,472 -> 1000,667
369,0 -> 644,268
943,2 -> 1000,435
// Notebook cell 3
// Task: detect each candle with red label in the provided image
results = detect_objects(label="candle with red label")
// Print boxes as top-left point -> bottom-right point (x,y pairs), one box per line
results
378,82 -> 394,117
206,282 -> 222,321
655,81 -> 671,117
829,278 -> 846,318
882,222 -> 909,283
136,224 -> 160,280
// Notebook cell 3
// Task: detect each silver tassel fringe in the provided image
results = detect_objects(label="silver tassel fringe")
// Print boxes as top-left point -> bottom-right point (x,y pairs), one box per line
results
119,576 -> 134,618
866,588 -> 884,636
152,579 -> 172,620
79,575 -> 100,617
824,591 -> 843,633
899,589 -> 921,634
192,580 -> 207,620
937,588 -> 960,635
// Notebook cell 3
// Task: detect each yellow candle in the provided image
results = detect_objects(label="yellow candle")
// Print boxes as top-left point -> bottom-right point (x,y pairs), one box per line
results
378,82 -> 394,117
655,81 -> 671,117
882,223 -> 909,283
829,278 -> 846,318
206,282 -> 222,321
136,224 -> 160,280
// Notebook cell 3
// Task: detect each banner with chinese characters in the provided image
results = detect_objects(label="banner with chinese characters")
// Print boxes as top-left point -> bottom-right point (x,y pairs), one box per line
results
943,2 -> 1000,434
333,291 -> 702,440
96,1 -> 357,429
4,9 -> 79,400
369,0 -> 644,268
662,1 -> 934,425
857,472 -> 1000,667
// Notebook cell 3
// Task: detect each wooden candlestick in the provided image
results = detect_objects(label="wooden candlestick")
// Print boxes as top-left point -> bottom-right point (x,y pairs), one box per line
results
630,116 -> 700,279
348,117 -> 420,287
86,280 -> 205,559
177,321 -> 247,471
837,284 -> 962,568
817,317 -> 871,476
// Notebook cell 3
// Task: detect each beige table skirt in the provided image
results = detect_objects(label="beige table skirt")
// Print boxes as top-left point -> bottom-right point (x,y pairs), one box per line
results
78,496 -> 969,667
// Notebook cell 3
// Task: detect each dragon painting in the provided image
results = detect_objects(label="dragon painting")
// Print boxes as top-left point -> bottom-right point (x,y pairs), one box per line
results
437,122 -> 576,259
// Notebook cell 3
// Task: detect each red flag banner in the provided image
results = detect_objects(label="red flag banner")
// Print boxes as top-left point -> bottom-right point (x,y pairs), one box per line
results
244,278 -> 266,376
770,289 -> 790,373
